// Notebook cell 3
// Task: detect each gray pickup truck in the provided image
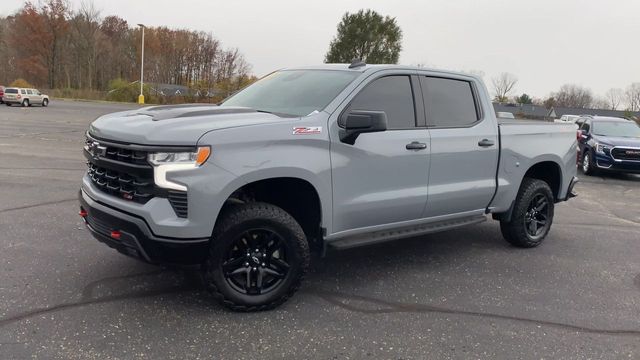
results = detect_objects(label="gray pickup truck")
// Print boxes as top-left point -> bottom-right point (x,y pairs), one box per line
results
79,63 -> 578,311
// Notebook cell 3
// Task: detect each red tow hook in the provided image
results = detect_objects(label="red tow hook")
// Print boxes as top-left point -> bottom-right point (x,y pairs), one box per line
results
79,209 -> 88,218
110,230 -> 121,240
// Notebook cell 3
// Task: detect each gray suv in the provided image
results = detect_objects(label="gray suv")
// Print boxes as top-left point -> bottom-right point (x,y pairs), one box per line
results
79,63 -> 578,311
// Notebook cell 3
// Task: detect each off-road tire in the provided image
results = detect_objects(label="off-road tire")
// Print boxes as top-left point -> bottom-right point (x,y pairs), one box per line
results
203,202 -> 310,311
22,99 -> 29,107
500,178 -> 554,248
42,98 -> 49,107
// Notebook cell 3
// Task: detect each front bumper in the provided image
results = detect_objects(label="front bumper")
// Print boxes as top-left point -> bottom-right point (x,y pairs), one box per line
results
595,154 -> 640,173
79,189 -> 210,265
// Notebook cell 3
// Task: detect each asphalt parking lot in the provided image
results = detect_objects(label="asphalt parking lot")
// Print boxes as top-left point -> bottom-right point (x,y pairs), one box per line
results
1,100 -> 639,359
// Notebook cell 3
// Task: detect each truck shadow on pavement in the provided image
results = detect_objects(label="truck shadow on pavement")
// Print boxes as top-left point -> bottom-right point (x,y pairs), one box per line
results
1,224 -> 640,338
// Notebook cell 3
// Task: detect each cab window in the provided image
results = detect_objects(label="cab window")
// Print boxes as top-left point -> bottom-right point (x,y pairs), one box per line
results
344,75 -> 416,129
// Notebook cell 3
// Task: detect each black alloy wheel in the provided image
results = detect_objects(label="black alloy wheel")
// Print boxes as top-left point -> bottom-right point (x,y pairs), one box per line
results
523,193 -> 550,240
222,228 -> 290,295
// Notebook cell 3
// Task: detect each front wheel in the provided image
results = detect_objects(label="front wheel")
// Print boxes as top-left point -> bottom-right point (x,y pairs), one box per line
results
581,151 -> 595,175
203,202 -> 310,311
42,98 -> 49,107
500,178 -> 554,248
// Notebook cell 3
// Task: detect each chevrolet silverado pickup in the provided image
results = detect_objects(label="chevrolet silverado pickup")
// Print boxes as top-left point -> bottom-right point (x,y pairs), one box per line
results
79,63 -> 579,311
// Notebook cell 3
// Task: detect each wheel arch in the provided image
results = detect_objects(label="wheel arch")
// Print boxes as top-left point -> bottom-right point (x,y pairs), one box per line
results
214,170 -> 327,251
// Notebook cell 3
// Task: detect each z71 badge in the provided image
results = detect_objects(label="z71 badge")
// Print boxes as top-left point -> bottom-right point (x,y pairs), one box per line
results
293,126 -> 322,135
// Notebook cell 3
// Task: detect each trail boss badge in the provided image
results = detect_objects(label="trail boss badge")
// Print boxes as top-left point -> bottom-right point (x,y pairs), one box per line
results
293,127 -> 322,135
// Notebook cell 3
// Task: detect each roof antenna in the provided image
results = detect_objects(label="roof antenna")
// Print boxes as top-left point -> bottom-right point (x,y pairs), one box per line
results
349,59 -> 366,69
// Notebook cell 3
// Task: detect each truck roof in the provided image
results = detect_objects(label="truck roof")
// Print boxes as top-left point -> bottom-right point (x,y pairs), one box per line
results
281,63 -> 480,80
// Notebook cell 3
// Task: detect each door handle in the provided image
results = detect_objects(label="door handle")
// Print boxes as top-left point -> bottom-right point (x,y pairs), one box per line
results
406,141 -> 427,150
478,139 -> 495,147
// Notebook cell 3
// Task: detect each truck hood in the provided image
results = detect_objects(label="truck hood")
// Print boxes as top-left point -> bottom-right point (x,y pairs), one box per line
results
88,105 -> 293,145
592,135 -> 640,148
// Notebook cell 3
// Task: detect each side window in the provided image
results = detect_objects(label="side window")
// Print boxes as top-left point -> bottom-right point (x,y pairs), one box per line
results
345,75 -> 416,129
20,89 -> 26,94
421,77 -> 479,127
27,89 -> 33,95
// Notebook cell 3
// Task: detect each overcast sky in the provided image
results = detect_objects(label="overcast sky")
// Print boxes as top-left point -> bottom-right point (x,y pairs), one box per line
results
3,0 -> 639,99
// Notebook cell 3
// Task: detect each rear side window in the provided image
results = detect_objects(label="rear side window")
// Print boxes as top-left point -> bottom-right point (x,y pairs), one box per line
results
20,89 -> 26,94
421,77 -> 479,127
345,75 -> 416,129
5,88 -> 18,94
27,89 -> 33,95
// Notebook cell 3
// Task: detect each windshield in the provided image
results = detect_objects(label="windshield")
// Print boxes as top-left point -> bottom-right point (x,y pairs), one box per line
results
221,70 -> 360,117
592,121 -> 640,137
5,88 -> 18,94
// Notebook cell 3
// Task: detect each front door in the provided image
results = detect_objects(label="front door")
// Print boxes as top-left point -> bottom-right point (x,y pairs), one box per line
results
330,74 -> 431,234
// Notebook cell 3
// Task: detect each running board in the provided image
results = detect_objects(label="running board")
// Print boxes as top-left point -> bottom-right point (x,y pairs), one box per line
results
328,215 -> 487,250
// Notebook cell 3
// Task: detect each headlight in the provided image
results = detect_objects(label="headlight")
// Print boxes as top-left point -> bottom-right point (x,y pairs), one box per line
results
148,146 -> 211,166
595,143 -> 611,154
148,146 -> 211,191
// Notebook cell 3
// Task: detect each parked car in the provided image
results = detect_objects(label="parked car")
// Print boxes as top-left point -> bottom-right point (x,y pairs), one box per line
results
79,63 -> 578,311
3,87 -> 49,107
558,114 -> 580,123
0,86 -> 5,104
577,116 -> 640,175
497,111 -> 515,119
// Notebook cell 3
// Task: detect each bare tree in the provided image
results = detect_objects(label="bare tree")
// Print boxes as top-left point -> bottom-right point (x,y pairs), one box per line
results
553,84 -> 593,108
491,72 -> 517,102
625,83 -> 640,111
604,88 -> 623,110
591,96 -> 609,110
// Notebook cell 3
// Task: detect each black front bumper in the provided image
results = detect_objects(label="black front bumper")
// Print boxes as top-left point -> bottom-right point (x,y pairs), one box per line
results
79,190 -> 209,265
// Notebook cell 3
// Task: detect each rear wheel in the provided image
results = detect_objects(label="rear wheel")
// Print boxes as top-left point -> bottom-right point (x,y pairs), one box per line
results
42,98 -> 49,107
203,202 -> 310,311
5,103 -> 10,107
500,178 -> 554,248
22,99 -> 29,107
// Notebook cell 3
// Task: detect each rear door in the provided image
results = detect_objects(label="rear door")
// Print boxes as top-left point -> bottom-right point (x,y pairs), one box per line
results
330,72 -> 431,234
419,75 -> 499,218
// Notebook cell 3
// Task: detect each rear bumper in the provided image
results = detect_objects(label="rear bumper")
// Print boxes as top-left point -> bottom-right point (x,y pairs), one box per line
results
79,189 -> 209,265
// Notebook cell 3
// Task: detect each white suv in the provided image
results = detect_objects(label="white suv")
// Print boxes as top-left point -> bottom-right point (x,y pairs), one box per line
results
3,88 -> 49,107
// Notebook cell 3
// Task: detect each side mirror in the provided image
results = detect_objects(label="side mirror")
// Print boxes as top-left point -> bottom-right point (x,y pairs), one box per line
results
339,110 -> 387,145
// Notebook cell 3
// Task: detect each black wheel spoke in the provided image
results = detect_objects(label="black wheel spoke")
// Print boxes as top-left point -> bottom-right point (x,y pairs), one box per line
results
271,258 -> 290,272
222,228 -> 289,295
223,257 -> 245,273
264,267 -> 286,279
229,267 -> 247,276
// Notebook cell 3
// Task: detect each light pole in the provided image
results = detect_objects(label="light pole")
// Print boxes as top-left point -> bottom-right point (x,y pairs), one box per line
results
137,23 -> 145,105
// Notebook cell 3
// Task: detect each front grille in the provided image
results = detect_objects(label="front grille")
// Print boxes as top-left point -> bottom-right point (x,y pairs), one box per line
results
87,163 -> 154,203
84,135 -> 189,218
104,147 -> 149,165
611,148 -> 640,161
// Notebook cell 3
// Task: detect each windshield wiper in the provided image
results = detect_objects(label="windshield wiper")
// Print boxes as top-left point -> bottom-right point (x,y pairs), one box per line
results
254,109 -> 298,118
